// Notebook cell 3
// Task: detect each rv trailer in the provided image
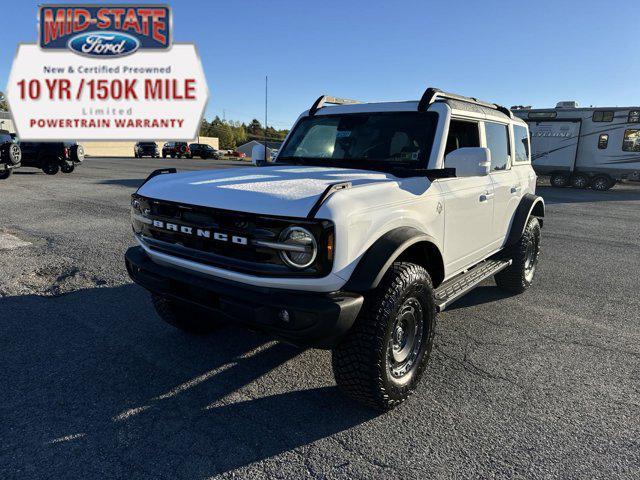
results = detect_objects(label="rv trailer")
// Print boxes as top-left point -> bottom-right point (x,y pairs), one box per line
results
513,102 -> 640,190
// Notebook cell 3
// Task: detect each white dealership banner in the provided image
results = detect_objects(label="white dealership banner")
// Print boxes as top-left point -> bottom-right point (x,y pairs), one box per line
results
7,43 -> 208,140
6,5 -> 207,141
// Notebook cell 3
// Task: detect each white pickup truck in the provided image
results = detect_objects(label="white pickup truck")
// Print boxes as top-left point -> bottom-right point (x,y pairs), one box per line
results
125,88 -> 545,411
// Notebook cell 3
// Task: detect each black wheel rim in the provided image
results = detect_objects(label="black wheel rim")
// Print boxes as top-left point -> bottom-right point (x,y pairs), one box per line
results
574,176 -> 587,188
593,178 -> 608,190
524,233 -> 540,282
552,175 -> 567,187
387,297 -> 424,379
10,145 -> 21,164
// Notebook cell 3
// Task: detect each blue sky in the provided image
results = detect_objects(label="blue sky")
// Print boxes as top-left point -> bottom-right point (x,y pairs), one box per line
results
1,0 -> 638,129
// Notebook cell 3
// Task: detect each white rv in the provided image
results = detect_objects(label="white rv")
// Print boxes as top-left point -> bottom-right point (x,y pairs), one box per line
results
513,102 -> 640,190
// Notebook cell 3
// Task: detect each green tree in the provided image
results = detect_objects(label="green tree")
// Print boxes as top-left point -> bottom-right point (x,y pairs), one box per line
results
247,119 -> 263,137
198,118 -> 213,137
233,124 -> 248,146
200,115 -> 289,148
211,122 -> 235,149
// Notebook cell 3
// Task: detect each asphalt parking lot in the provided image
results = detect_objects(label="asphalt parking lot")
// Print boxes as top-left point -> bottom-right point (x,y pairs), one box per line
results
1,158 -> 639,479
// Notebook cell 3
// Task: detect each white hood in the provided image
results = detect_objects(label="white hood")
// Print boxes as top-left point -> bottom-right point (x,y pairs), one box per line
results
137,165 -> 398,217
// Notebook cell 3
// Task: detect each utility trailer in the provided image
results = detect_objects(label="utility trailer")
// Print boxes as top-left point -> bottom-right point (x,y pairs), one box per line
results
513,102 -> 640,190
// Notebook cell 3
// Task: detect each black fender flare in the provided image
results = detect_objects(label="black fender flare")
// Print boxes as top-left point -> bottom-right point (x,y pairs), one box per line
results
343,227 -> 444,292
505,194 -> 545,247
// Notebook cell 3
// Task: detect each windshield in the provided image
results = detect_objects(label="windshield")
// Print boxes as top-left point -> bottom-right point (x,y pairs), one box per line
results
278,112 -> 438,170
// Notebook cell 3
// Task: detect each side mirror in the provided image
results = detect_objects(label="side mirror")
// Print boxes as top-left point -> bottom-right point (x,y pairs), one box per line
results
445,147 -> 491,177
251,145 -> 271,166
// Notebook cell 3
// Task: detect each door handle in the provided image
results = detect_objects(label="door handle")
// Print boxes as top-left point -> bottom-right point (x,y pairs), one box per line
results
479,192 -> 494,202
510,186 -> 521,194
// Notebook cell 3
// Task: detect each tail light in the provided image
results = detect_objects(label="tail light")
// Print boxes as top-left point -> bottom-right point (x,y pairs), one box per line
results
64,147 -> 70,158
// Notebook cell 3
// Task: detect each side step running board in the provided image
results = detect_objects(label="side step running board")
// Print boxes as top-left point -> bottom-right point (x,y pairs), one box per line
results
434,259 -> 512,312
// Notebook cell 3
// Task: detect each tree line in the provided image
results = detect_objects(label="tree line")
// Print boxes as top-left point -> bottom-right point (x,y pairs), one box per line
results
199,117 -> 289,150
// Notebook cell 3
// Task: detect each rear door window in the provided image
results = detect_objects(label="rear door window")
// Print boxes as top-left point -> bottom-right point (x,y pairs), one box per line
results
485,122 -> 510,171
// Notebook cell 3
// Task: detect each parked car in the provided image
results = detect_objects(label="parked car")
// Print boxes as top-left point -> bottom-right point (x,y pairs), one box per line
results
229,150 -> 246,158
0,130 -> 21,180
16,139 -> 84,174
162,142 -> 190,158
134,142 -> 159,158
126,87 -> 544,412
188,143 -> 220,159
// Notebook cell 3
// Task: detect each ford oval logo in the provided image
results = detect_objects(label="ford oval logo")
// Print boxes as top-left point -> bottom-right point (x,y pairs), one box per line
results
67,31 -> 140,58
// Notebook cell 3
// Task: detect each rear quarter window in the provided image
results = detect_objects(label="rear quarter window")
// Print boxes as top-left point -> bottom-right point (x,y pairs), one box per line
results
513,125 -> 530,163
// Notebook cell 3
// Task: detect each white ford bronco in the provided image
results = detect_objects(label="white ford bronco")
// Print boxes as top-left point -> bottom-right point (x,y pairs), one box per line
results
125,88 -> 544,411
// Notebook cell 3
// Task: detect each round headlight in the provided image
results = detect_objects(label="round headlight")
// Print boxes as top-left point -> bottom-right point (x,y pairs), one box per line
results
278,226 -> 317,269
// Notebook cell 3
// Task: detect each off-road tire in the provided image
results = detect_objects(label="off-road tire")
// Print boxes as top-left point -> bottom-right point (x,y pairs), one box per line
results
332,262 -> 436,412
2,143 -> 22,165
70,144 -> 84,163
151,293 -> 222,334
42,158 -> 60,175
495,217 -> 541,293
61,163 -> 75,174
0,169 -> 11,180
550,173 -> 569,188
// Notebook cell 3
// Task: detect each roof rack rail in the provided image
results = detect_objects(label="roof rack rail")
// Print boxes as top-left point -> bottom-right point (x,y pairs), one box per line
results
418,87 -> 513,118
309,95 -> 362,116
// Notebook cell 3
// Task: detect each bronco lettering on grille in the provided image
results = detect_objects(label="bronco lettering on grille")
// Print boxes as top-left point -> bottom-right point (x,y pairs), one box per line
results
151,219 -> 248,245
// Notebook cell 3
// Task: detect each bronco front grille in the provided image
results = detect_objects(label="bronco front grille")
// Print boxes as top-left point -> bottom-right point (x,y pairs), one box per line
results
131,194 -> 334,277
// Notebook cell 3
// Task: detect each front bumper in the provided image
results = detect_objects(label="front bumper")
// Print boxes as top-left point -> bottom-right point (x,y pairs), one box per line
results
125,246 -> 363,349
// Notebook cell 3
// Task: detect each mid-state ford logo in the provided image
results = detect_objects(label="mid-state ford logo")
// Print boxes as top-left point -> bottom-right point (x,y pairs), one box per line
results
39,4 -> 171,54
68,31 -> 140,58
